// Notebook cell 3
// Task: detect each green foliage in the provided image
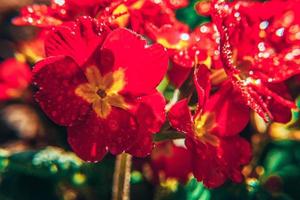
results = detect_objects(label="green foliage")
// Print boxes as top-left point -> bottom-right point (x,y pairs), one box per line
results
176,0 -> 210,29
0,147 -> 115,200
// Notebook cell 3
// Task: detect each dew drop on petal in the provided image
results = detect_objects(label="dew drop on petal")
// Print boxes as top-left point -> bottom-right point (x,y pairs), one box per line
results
275,27 -> 285,37
259,21 -> 269,30
109,120 -> 119,131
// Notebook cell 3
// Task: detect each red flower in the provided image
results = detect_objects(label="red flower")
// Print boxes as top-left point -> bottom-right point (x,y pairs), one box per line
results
151,141 -> 192,183
0,58 -> 32,100
33,17 -> 168,162
124,0 -> 188,36
147,22 -> 221,87
211,0 -> 299,122
168,65 -> 251,188
13,0 -> 112,27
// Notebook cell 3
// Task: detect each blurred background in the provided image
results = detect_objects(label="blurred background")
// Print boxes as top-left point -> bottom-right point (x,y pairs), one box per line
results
0,0 -> 299,200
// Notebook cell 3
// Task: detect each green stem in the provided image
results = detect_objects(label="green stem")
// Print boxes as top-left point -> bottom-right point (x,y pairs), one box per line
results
112,153 -> 132,200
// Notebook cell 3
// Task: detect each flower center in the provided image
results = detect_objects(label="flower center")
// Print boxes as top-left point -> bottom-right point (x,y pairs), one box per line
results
193,112 -> 219,146
97,89 -> 107,98
75,66 -> 128,119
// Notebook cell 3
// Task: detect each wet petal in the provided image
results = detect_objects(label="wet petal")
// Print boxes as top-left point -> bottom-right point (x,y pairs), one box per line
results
218,137 -> 252,183
33,56 -> 90,126
136,92 -> 166,133
168,62 -> 192,88
126,130 -> 153,157
68,111 -> 107,162
168,99 -> 193,134
45,16 -> 109,66
187,138 -> 227,188
264,83 -> 293,123
102,28 -> 168,96
194,65 -> 211,111
205,82 -> 250,137
104,108 -> 139,155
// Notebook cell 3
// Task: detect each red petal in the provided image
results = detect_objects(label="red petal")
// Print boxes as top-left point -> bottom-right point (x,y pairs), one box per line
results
186,138 -> 227,188
126,130 -> 153,157
205,82 -> 250,136
105,108 -> 139,155
168,99 -> 193,134
45,16 -> 109,66
251,49 -> 300,83
102,28 -> 168,95
126,92 -> 166,157
264,83 -> 293,123
68,111 -> 107,162
33,56 -> 90,126
168,62 -> 192,88
136,92 -> 166,133
151,142 -> 192,183
194,65 -> 211,110
218,136 -> 252,183
187,135 -> 251,188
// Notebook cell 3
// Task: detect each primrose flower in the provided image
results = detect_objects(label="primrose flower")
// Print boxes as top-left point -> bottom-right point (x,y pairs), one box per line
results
168,65 -> 251,188
33,16 -> 168,161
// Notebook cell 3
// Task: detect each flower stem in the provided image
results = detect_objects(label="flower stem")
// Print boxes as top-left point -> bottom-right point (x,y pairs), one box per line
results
112,153 -> 132,200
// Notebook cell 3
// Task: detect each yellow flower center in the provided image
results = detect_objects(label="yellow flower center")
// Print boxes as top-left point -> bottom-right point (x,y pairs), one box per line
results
157,37 -> 190,50
193,112 -> 219,146
75,66 -> 128,119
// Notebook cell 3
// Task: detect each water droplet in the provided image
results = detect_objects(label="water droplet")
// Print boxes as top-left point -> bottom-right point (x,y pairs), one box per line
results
234,12 -> 240,18
180,33 -> 190,41
258,42 -> 266,51
259,21 -> 269,30
275,27 -> 285,37
109,120 -> 119,131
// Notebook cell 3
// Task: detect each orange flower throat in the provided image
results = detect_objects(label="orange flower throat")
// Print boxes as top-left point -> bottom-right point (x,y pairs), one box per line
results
193,112 -> 219,146
75,66 -> 128,119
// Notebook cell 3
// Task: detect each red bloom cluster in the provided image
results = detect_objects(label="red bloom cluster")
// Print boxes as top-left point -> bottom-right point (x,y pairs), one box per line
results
0,59 -> 31,100
13,0 -> 112,27
148,22 -> 221,87
12,0 -> 299,188
211,0 -> 299,122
